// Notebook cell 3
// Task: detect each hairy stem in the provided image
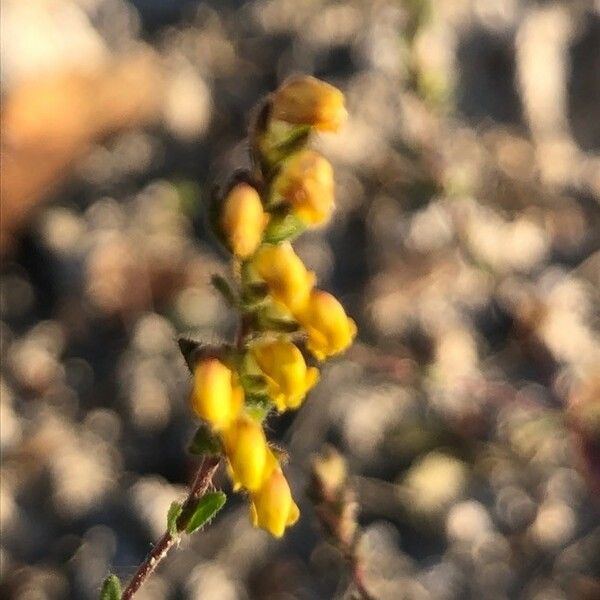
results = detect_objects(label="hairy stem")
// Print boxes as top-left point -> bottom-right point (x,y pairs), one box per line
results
121,456 -> 221,600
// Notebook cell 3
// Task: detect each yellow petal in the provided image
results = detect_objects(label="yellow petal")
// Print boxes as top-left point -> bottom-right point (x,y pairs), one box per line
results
298,290 -> 357,360
220,183 -> 267,259
253,243 -> 315,314
271,76 -> 347,132
190,358 -> 241,430
272,151 -> 335,226
286,501 -> 300,526
223,416 -> 268,492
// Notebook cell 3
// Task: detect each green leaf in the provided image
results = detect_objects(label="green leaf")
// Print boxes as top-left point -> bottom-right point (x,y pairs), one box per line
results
263,210 -> 306,244
99,575 -> 121,600
211,274 -> 238,308
185,492 -> 227,534
167,501 -> 183,536
188,424 -> 223,456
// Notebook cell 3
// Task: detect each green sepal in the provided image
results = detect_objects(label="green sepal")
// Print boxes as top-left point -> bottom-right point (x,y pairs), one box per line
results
185,491 -> 227,534
99,575 -> 122,600
167,501 -> 183,536
257,302 -> 299,333
241,373 -> 269,396
259,123 -> 312,171
263,210 -> 306,243
188,423 -> 223,456
239,352 -> 271,415
211,274 -> 238,308
240,261 -> 269,306
239,352 -> 268,394
245,393 -> 272,422
241,283 -> 269,308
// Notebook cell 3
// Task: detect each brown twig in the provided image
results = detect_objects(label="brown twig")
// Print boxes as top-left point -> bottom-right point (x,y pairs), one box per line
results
121,456 -> 221,600
310,447 -> 376,600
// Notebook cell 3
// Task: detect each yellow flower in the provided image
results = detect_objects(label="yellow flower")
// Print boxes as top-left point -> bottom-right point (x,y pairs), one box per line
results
253,242 -> 315,314
223,415 -> 269,492
220,183 -> 268,259
190,359 -> 244,430
271,150 -> 334,226
297,290 -> 357,360
251,340 -> 319,412
250,467 -> 300,538
271,76 -> 347,132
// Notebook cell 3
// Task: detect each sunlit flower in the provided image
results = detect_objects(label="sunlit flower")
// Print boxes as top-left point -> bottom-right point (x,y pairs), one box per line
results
223,415 -> 268,492
271,150 -> 335,225
297,289 -> 357,360
220,182 -> 268,259
253,242 -> 315,313
272,76 -> 347,132
250,467 -> 300,538
190,359 -> 244,430
251,339 -> 319,411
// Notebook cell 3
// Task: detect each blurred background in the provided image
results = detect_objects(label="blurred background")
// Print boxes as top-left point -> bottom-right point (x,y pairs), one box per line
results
1,0 -> 600,599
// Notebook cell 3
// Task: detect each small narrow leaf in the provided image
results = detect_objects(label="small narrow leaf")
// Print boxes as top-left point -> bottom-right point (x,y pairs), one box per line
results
186,492 -> 227,534
99,574 -> 122,600
211,274 -> 238,307
167,501 -> 183,536
188,424 -> 223,456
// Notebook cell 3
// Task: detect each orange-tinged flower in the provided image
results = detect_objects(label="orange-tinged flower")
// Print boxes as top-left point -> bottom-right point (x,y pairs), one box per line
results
220,183 -> 268,259
297,290 -> 357,360
250,467 -> 300,538
271,150 -> 334,226
272,76 -> 347,132
251,339 -> 319,411
190,359 -> 244,430
223,415 -> 269,492
253,242 -> 315,314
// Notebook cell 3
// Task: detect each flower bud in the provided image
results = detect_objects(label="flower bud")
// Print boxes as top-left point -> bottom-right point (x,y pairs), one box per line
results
253,242 -> 315,314
297,290 -> 357,360
190,359 -> 244,430
250,467 -> 300,538
223,415 -> 268,492
220,183 -> 268,259
251,340 -> 319,411
271,150 -> 334,226
272,76 -> 347,132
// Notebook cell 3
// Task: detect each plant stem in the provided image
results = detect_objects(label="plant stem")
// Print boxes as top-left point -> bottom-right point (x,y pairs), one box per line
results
121,456 -> 221,600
